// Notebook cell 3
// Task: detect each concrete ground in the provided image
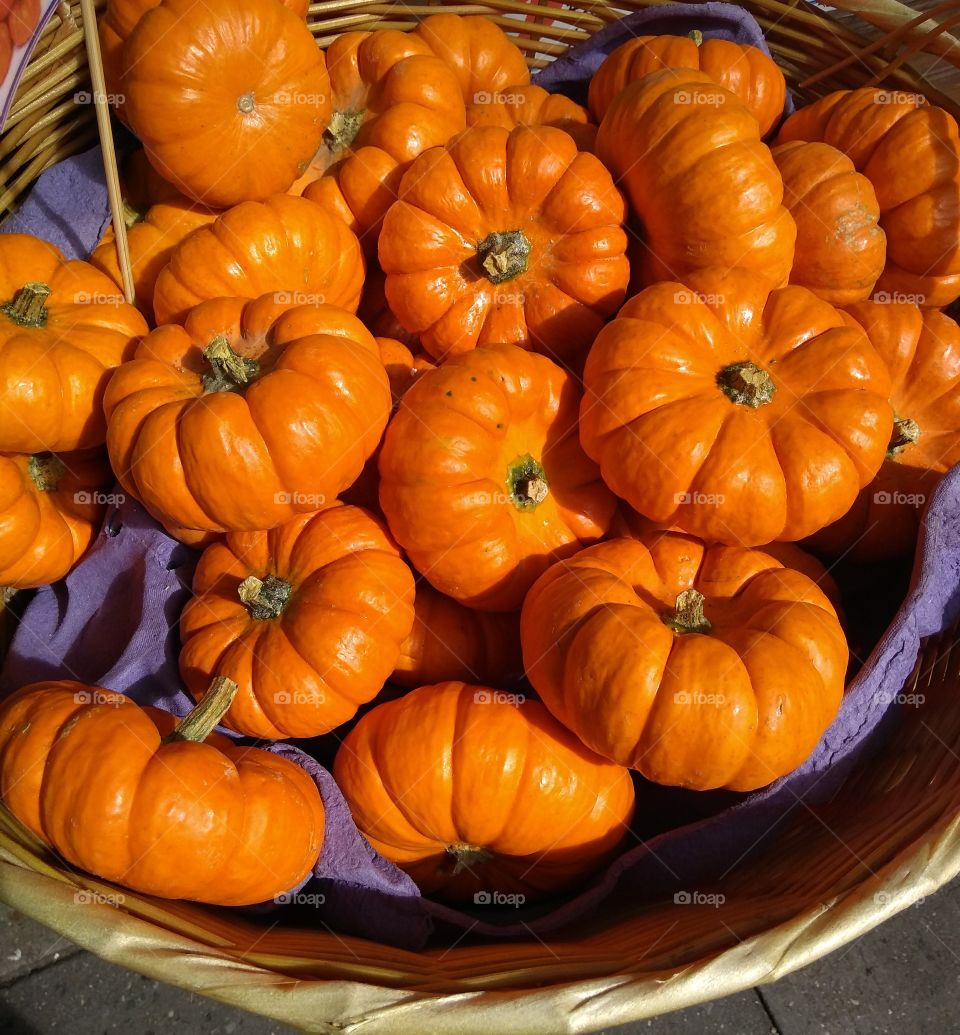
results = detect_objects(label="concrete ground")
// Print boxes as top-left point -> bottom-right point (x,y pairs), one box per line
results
2,876 -> 958,1035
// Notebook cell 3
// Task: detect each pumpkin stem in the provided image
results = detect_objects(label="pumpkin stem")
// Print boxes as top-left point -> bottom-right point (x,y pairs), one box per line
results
239,574 -> 293,620
0,586 -> 16,606
202,336 -> 260,394
324,108 -> 365,153
237,91 -> 256,114
663,589 -> 712,634
717,360 -> 776,408
163,676 -> 238,744
2,282 -> 51,328
477,230 -> 532,284
447,842 -> 494,874
122,199 -> 145,229
888,416 -> 920,458
688,29 -> 704,46
507,454 -> 549,511
27,453 -> 66,493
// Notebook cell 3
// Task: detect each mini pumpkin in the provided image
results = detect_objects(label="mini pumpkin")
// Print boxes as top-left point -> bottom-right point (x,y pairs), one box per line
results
806,301 -> 960,562
0,677 -> 325,905
466,83 -> 596,151
104,294 -> 391,536
522,532 -> 848,791
0,450 -> 112,590
778,89 -> 960,307
596,68 -> 796,290
580,269 -> 893,546
123,0 -> 329,207
378,343 -> 616,611
0,234 -> 147,453
772,140 -> 886,305
589,30 -> 786,136
334,681 -> 635,901
379,124 -> 629,367
180,504 -> 415,739
152,195 -> 364,326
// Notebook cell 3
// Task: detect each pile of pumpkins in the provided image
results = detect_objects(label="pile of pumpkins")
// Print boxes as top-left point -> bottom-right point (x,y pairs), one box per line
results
0,0 -> 959,911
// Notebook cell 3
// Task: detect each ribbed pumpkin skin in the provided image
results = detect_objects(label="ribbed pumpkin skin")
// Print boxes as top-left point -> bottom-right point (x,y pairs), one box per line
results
579,268 -> 893,546
596,68 -> 796,290
104,295 -> 391,536
773,140 -> 886,305
378,343 -> 616,611
807,302 -> 960,562
521,534 -> 848,792
466,84 -> 597,152
152,195 -> 364,326
0,235 -> 147,453
589,33 -> 786,135
334,681 -> 635,901
0,451 -> 112,589
778,88 -> 960,307
0,682 -> 325,905
180,505 -> 415,739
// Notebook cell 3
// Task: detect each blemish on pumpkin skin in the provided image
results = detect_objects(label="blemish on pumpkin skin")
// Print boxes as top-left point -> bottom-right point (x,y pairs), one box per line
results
445,390 -> 453,397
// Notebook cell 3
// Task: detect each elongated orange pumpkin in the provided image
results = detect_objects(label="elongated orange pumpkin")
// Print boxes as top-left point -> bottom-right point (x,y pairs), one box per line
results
522,533 -> 848,791
596,68 -> 795,290
0,677 -> 324,905
379,124 -> 629,367
334,681 -> 635,901
580,269 -> 893,546
466,83 -> 596,151
104,295 -> 391,536
378,343 -> 616,610
179,504 -> 415,739
807,301 -> 960,562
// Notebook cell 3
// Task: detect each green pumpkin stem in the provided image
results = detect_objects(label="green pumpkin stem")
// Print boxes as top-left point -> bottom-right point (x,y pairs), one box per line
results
887,416 -> 920,458
663,589 -> 712,634
477,229 -> 532,284
2,282 -> 51,328
27,453 -> 66,493
717,360 -> 776,408
239,574 -> 293,620
447,842 -> 494,875
122,199 -> 146,229
202,336 -> 260,394
324,108 -> 365,153
163,676 -> 238,744
688,29 -> 704,45
507,453 -> 549,511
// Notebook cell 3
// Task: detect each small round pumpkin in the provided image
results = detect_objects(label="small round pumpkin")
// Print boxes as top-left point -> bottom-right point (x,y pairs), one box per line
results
596,68 -> 796,290
778,89 -> 960,308
0,234 -> 148,453
589,30 -> 786,135
379,124 -> 629,367
180,504 -> 415,739
378,343 -> 616,611
0,677 -> 324,905
580,269 -> 893,546
152,195 -> 364,326
0,450 -> 112,590
522,533 -> 848,792
104,294 -> 391,536
772,140 -> 886,305
123,0 -> 329,207
466,83 -> 596,152
807,302 -> 960,562
333,681 -> 635,901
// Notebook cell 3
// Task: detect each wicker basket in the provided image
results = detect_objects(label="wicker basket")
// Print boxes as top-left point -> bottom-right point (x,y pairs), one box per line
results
3,2 -> 960,1031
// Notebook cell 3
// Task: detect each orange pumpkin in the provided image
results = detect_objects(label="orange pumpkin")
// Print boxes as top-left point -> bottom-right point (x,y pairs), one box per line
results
0,235 -> 147,453
334,681 -> 635,901
179,504 -> 415,739
772,140 -> 886,305
0,450 -> 112,589
378,343 -> 616,611
123,0 -> 329,207
807,302 -> 960,562
392,583 -> 523,689
778,89 -> 960,307
466,83 -> 596,152
522,532 -> 848,791
596,68 -> 796,290
589,31 -> 786,136
152,195 -> 364,326
0,677 -> 324,905
379,124 -> 629,367
104,294 -> 391,536
580,269 -> 893,546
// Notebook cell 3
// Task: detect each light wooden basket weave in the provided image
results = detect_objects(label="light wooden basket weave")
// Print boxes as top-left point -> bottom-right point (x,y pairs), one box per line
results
3,1 -> 960,1031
